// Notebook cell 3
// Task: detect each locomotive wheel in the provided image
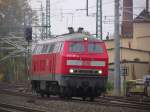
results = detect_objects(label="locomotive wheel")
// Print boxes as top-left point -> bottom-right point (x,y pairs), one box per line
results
40,93 -> 44,97
65,87 -> 72,99
59,86 -> 72,99
40,91 -> 45,98
59,86 -> 65,98
89,87 -> 95,101
90,96 -> 94,101
46,93 -> 50,98
82,96 -> 86,101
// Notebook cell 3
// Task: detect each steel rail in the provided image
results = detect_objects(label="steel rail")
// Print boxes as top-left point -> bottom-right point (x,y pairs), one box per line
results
95,97 -> 150,110
0,102 -> 47,112
98,96 -> 150,105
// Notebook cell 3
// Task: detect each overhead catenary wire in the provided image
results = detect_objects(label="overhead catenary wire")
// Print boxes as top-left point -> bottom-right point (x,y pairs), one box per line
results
34,0 -> 148,20
32,0 -> 149,38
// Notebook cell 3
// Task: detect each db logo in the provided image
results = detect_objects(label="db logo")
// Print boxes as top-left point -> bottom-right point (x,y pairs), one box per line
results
82,61 -> 90,66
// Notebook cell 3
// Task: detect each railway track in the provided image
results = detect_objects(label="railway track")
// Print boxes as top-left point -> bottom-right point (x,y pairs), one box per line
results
99,95 -> 150,105
0,102 -> 47,112
0,87 -> 150,111
62,96 -> 150,110
96,97 -> 150,110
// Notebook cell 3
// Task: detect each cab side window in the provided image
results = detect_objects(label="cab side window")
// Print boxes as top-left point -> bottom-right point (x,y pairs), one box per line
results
48,43 -> 55,53
33,44 -> 43,54
41,44 -> 49,53
33,42 -> 64,54
53,42 -> 63,53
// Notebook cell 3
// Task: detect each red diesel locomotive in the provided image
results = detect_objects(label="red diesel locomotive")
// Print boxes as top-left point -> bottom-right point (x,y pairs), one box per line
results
31,28 -> 108,100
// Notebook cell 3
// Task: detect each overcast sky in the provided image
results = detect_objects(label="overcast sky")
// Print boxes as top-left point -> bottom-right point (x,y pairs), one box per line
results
29,0 -> 148,38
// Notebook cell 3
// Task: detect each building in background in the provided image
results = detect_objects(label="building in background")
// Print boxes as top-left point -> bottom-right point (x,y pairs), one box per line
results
105,1 -> 150,81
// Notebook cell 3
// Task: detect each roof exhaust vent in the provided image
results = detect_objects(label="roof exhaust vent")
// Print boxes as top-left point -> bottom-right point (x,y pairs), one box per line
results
68,27 -> 74,34
77,27 -> 84,33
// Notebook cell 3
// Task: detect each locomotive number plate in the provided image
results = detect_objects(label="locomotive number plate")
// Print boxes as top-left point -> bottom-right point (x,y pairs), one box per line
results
82,61 -> 91,66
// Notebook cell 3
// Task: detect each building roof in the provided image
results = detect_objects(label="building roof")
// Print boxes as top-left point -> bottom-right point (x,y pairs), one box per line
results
134,10 -> 150,23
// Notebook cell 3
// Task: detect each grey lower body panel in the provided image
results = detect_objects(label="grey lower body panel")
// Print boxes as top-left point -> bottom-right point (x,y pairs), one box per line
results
60,75 -> 107,88
31,74 -> 107,87
59,75 -> 108,97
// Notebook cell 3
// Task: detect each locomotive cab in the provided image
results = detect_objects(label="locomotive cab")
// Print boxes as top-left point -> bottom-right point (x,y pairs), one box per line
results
59,35 -> 108,99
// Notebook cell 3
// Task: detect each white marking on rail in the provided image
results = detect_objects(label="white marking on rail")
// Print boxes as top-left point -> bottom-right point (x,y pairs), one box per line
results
110,100 -> 131,105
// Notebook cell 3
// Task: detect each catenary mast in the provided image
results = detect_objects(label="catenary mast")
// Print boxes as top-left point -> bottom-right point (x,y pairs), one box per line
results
96,0 -> 102,39
114,0 -> 121,96
46,0 -> 51,38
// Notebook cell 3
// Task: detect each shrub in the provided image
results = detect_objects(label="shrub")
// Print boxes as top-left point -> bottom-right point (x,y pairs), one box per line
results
106,81 -> 114,91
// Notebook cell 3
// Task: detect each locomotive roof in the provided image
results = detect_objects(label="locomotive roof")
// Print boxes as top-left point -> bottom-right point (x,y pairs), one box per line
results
37,33 -> 102,44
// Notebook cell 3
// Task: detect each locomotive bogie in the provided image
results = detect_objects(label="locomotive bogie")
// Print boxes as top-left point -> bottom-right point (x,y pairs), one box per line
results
31,75 -> 107,98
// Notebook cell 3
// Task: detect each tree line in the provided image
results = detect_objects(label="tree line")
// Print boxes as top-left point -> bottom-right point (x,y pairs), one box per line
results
0,0 -> 33,36
0,0 -> 33,83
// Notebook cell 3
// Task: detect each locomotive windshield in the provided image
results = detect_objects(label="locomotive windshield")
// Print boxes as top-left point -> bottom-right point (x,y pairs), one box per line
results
88,43 -> 103,53
69,42 -> 85,52
69,42 -> 103,53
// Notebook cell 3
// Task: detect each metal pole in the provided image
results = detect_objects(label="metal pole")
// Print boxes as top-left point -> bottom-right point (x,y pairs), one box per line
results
40,2 -> 44,39
86,0 -> 88,16
27,41 -> 30,80
146,0 -> 149,12
114,0 -> 121,96
96,0 -> 102,39
96,0 -> 98,38
100,0 -> 102,39
24,49 -> 27,81
46,0 -> 51,38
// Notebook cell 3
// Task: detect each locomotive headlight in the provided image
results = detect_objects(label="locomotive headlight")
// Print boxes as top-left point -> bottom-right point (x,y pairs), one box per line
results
84,37 -> 88,41
98,70 -> 102,74
69,69 -> 74,73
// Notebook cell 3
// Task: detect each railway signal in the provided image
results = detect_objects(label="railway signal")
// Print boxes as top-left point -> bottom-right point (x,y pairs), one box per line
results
24,26 -> 32,42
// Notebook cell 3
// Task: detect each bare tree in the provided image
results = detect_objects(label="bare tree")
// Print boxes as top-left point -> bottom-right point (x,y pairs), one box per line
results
0,0 -> 33,36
